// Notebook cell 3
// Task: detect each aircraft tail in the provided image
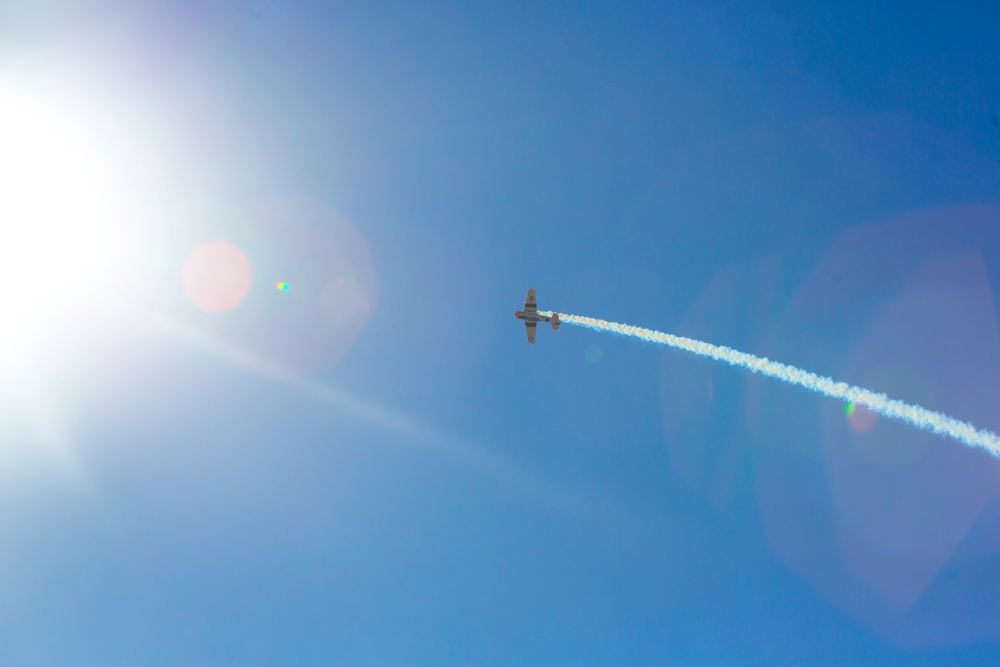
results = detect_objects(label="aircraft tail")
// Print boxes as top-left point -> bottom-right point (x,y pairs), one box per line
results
551,313 -> 560,330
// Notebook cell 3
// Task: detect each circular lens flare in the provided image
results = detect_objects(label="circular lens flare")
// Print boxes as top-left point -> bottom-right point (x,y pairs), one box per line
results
181,240 -> 253,313
846,401 -> 877,433
204,199 -> 377,372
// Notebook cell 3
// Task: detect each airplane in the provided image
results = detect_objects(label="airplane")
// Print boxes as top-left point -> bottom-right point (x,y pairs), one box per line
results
514,288 -> 560,344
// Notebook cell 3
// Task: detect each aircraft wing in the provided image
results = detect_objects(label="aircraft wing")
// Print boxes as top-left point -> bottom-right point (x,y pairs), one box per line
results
524,288 -> 537,312
525,322 -> 537,344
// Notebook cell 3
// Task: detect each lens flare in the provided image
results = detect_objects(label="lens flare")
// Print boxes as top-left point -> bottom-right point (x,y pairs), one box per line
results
181,240 -> 253,313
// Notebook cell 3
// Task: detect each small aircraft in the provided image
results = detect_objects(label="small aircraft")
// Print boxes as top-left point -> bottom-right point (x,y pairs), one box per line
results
514,288 -> 560,344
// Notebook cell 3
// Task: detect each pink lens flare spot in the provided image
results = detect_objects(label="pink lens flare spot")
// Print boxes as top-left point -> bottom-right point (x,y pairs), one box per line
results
181,240 -> 253,313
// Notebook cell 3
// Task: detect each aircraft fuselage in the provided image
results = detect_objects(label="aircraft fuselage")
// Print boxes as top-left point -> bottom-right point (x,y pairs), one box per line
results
515,288 -> 559,343
514,310 -> 554,323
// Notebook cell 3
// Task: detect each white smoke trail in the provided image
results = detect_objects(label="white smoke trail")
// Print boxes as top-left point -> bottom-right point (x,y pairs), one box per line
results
542,311 -> 1000,458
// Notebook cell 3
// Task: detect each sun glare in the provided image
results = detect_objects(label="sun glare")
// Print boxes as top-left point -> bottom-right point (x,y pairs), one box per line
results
0,86 -> 126,369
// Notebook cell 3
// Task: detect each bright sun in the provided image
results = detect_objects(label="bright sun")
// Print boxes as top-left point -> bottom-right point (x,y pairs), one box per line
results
0,85 -> 127,371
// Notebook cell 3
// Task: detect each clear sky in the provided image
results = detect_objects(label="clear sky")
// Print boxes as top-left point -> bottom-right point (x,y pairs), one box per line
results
2,1 -> 1000,665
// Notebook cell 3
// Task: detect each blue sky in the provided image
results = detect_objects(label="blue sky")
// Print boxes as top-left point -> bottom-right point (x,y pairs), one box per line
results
1,1 -> 1000,665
